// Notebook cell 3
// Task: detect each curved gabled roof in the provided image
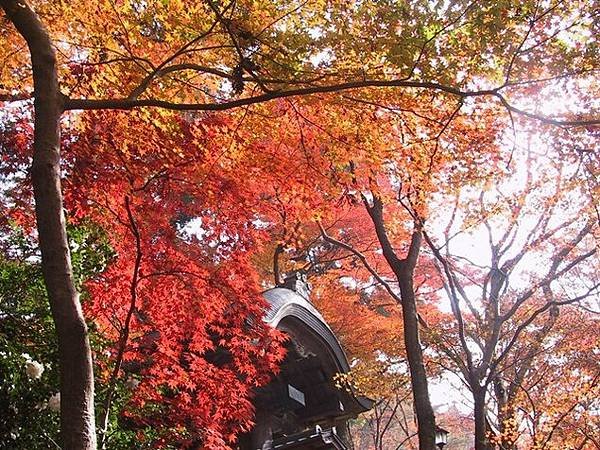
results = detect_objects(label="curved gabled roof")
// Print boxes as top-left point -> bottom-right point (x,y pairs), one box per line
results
263,287 -> 349,372
263,288 -> 327,326
262,287 -> 373,414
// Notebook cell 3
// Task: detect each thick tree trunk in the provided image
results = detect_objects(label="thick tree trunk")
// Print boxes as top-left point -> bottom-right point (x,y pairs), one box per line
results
396,262 -> 436,450
0,1 -> 97,448
473,386 -> 490,450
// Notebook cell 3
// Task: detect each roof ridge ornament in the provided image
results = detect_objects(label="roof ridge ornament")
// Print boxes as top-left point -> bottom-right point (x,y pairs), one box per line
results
282,271 -> 311,300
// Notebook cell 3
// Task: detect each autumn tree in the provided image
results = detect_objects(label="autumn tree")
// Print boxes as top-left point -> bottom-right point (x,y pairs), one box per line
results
305,85 -> 509,447
492,306 -> 600,449
421,147 -> 599,449
1,0 -> 599,448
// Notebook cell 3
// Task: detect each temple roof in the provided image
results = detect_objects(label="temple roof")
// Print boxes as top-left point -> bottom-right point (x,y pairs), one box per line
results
262,286 -> 373,416
263,287 -> 326,325
263,287 -> 349,373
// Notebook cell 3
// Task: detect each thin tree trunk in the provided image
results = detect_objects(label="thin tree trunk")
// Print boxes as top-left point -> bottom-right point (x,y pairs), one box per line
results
396,261 -> 436,450
0,1 -> 97,448
363,194 -> 437,449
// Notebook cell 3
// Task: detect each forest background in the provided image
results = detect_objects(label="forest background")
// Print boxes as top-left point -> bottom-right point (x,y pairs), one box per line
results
0,0 -> 598,449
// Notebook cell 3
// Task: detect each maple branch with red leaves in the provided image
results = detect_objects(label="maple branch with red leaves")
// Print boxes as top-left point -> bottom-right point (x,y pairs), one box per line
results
98,195 -> 143,449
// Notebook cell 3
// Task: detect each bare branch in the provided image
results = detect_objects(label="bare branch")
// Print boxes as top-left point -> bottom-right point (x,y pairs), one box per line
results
502,223 -> 595,321
63,81 -> 600,128
317,221 -> 402,304
489,282 -> 600,379
422,229 -> 475,378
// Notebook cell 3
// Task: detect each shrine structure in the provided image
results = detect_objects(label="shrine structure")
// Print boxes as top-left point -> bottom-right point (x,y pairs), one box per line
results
239,273 -> 373,449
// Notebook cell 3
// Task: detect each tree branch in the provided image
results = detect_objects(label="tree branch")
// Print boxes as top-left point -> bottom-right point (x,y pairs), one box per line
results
422,230 -> 475,378
98,195 -> 143,449
273,243 -> 284,286
317,221 -> 402,304
0,91 -> 32,102
488,282 -> 600,380
63,81 -> 600,128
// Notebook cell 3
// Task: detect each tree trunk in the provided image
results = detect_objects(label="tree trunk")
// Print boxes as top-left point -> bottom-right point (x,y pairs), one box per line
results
396,263 -> 437,450
473,386 -> 489,450
0,1 -> 97,448
365,196 -> 437,450
494,377 -> 517,450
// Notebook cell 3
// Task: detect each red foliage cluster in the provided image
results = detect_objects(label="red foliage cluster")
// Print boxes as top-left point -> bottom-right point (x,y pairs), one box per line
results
1,107 -> 299,446
64,109 -> 293,446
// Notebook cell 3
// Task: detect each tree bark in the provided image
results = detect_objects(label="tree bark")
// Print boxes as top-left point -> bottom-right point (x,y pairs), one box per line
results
473,386 -> 490,450
364,196 -> 436,449
0,1 -> 97,448
395,259 -> 436,450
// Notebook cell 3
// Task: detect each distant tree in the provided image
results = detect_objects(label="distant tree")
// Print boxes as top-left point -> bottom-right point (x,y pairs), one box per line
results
422,149 -> 599,449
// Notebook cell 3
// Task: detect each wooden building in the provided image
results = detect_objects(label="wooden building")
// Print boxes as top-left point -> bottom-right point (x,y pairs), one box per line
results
240,274 -> 373,449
